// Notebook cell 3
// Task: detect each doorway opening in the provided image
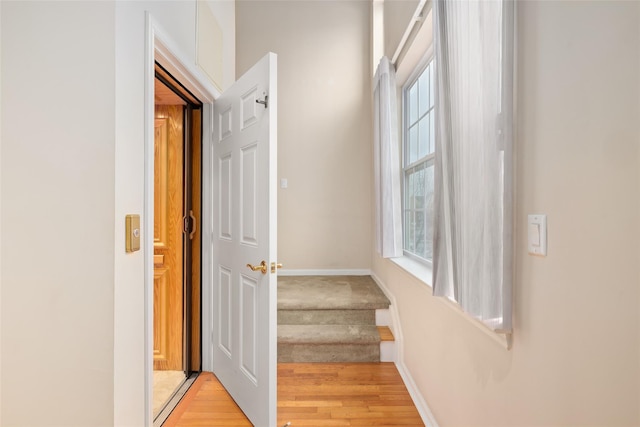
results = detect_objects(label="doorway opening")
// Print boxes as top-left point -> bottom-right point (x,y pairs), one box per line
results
152,62 -> 203,423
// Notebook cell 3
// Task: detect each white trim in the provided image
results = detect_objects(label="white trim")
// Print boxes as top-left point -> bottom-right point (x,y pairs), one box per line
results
391,0 -> 429,65
143,16 -> 154,426
370,272 -> 439,427
277,269 -> 371,276
437,293 -> 512,350
144,13 -> 217,426
399,44 -> 434,89
201,103 -> 214,373
152,19 -> 219,103
390,256 -> 432,287
395,361 -> 439,427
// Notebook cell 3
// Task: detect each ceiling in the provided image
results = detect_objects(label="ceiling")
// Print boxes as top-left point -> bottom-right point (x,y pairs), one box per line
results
154,78 -> 186,105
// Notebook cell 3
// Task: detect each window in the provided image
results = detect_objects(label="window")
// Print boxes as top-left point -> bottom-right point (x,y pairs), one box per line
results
430,0 -> 515,336
402,59 -> 435,262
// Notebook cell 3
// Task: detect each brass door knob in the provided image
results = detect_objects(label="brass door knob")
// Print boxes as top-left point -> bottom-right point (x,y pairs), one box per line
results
246,261 -> 268,274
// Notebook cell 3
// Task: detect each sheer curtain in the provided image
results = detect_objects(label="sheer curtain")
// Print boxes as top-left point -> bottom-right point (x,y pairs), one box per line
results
432,0 -> 515,332
373,56 -> 403,258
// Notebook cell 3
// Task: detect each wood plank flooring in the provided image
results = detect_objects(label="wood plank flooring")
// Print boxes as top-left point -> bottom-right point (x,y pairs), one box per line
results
163,363 -> 424,427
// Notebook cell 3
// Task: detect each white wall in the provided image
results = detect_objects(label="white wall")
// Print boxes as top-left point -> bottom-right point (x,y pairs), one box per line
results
1,1 -> 234,426
236,0 -> 373,271
1,2 -> 116,425
373,1 -> 640,425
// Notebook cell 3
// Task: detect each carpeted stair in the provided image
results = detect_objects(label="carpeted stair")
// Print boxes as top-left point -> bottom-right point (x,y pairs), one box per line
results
277,275 -> 391,363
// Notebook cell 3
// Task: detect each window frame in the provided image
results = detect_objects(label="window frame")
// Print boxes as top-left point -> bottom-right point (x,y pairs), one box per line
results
401,53 -> 435,265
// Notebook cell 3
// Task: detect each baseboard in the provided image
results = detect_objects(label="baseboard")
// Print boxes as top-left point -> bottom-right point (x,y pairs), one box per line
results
370,272 -> 439,427
278,269 -> 371,276
395,361 -> 439,427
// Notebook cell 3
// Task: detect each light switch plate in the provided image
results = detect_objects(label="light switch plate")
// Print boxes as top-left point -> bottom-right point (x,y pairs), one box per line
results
125,214 -> 141,253
528,214 -> 547,256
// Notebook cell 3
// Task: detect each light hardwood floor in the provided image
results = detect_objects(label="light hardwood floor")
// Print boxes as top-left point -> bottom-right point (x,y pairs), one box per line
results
163,363 -> 424,427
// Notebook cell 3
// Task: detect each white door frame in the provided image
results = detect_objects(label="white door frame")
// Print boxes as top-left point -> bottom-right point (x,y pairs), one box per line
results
143,13 -> 219,426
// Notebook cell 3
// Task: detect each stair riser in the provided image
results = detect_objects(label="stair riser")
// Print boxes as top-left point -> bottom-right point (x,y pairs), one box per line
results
278,343 -> 380,363
277,276 -> 391,363
278,309 -> 375,325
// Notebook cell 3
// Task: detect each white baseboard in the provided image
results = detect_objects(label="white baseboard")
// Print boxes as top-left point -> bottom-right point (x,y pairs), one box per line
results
277,269 -> 371,276
370,272 -> 439,427
395,360 -> 439,427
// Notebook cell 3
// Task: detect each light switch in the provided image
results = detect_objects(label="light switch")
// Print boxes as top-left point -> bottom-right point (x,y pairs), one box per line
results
280,178 -> 288,189
126,214 -> 141,253
528,224 -> 540,246
528,214 -> 547,256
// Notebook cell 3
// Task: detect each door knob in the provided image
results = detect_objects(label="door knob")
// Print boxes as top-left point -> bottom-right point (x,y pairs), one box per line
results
271,262 -> 283,273
246,260 -> 268,274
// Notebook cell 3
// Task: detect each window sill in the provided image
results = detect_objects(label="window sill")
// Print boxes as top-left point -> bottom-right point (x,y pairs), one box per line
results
390,256 -> 433,288
439,297 -> 513,349
388,255 -> 512,350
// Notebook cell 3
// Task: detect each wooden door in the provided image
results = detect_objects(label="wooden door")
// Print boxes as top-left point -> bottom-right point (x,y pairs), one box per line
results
212,52 -> 278,426
153,105 -> 184,371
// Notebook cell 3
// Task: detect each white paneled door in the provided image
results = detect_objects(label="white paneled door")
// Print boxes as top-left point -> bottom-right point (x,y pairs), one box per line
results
211,53 -> 278,427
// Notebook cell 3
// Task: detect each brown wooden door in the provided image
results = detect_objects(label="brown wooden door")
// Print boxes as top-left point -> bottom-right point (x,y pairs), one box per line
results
153,105 -> 184,371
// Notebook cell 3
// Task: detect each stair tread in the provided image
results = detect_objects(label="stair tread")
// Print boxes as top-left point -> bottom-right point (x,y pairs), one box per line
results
278,275 -> 390,310
377,326 -> 395,342
278,324 -> 381,344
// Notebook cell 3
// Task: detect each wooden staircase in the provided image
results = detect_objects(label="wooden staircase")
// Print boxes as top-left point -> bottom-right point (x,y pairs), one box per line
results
277,276 -> 394,363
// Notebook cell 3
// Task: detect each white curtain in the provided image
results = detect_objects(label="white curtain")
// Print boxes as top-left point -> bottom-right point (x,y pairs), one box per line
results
373,56 -> 403,258
432,0 -> 515,332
